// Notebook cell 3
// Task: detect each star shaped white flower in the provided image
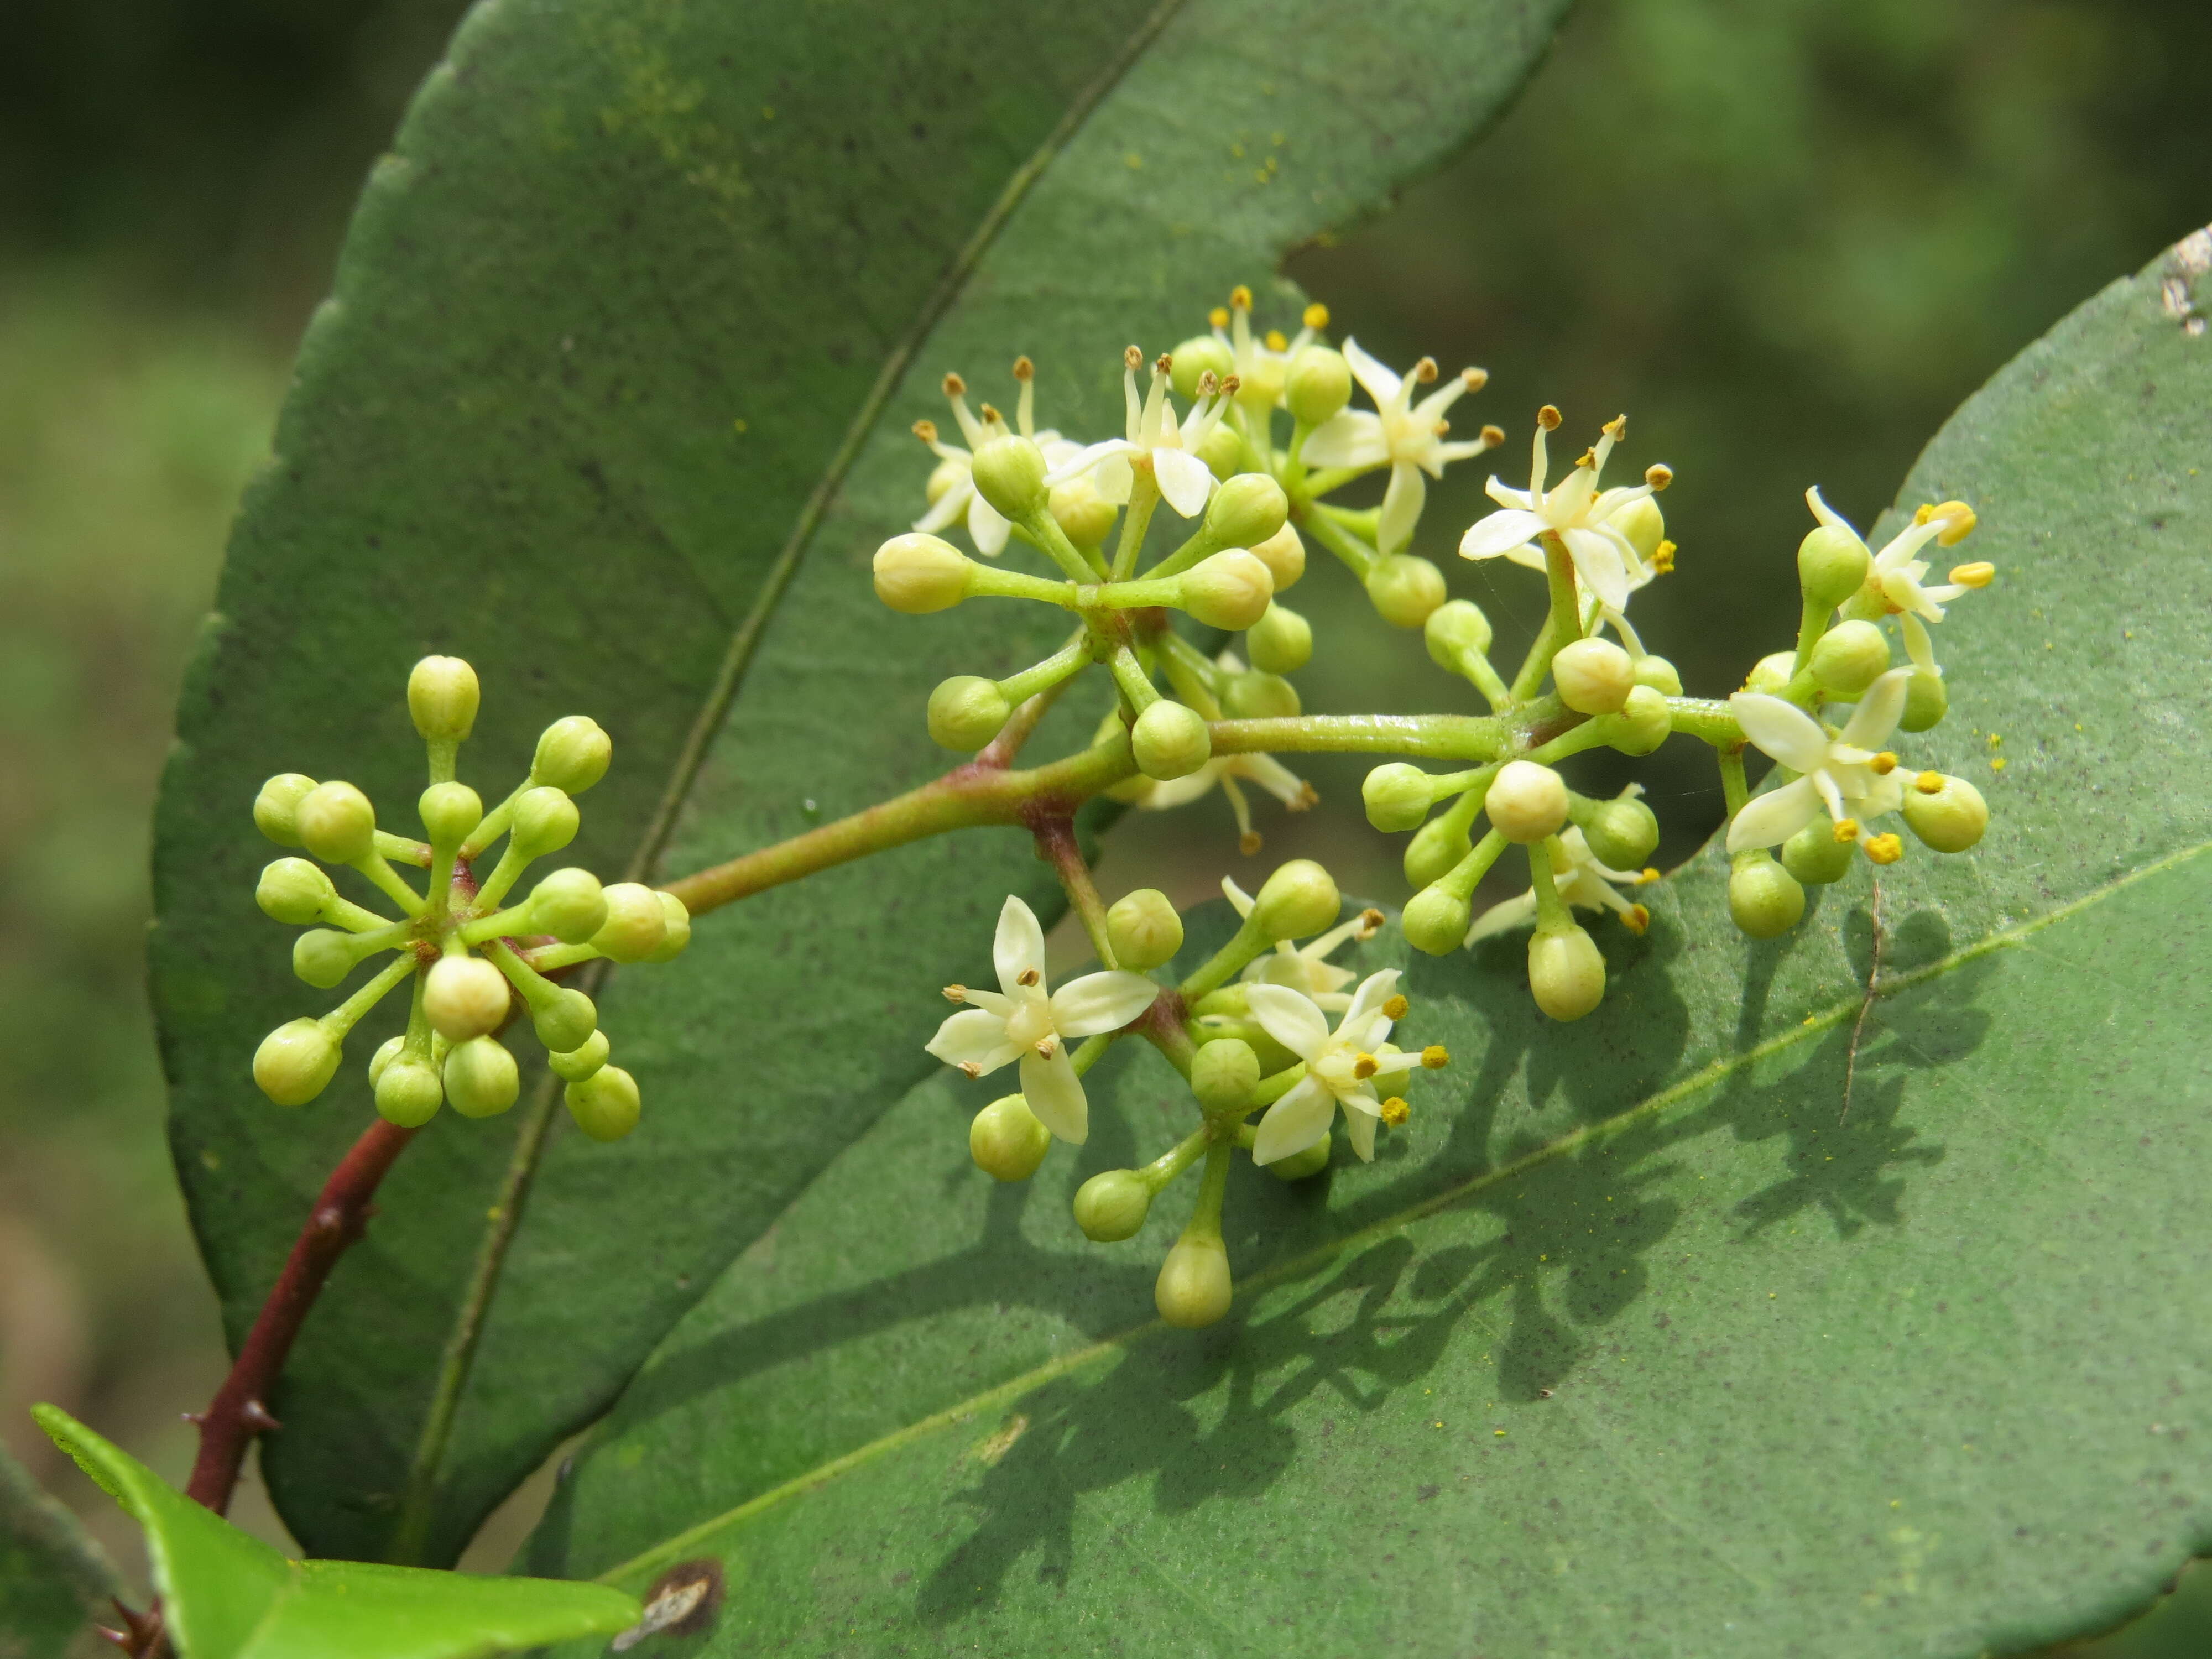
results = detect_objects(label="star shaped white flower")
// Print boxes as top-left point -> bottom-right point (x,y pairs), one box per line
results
1246,970 -> 1402,1165
911,363 -> 1084,558
1220,877 -> 1383,1011
1464,827 -> 1655,945
1458,411 -> 1668,612
1725,669 -> 1913,853
925,895 -> 1159,1144
1211,288 -> 1326,412
1301,338 -> 1496,555
1046,347 -> 1231,519
1809,488 -> 1989,672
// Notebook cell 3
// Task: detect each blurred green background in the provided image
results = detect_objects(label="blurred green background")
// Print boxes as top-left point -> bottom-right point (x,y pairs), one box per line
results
1,1 -> 2206,1651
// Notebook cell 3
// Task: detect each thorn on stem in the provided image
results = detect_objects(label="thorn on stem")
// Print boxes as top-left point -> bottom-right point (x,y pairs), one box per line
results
240,1399 -> 282,1434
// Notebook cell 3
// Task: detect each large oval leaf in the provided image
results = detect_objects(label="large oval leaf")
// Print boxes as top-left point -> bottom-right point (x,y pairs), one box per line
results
149,0 -> 1572,1563
520,233 -> 2212,1652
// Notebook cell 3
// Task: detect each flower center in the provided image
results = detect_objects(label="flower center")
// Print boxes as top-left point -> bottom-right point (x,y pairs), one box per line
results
1005,998 -> 1056,1051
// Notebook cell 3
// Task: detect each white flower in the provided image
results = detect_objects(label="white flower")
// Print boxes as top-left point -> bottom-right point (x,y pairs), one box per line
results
911,363 -> 1084,558
1211,288 -> 1325,411
1118,752 -> 1317,854
1220,877 -> 1382,1010
1245,971 -> 1404,1165
1046,347 -> 1230,519
1725,669 -> 1913,853
1301,339 -> 1496,555
1809,488 -> 1987,673
1464,827 -> 1654,945
1459,412 -> 1668,612
925,895 -> 1158,1144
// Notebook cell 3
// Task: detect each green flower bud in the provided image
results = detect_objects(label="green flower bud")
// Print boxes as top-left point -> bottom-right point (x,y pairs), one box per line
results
1780,818 -> 1855,885
529,867 -> 607,945
1190,1038 -> 1260,1113
1049,477 -> 1117,550
1253,858 -> 1339,941
424,954 -> 513,1041
1106,889 -> 1182,972
1807,619 -> 1890,700
1195,422 -> 1245,483
927,675 -> 1012,752
1363,763 -> 1435,833
295,781 -> 376,864
1728,856 -> 1806,939
1605,685 -> 1673,757
406,655 -> 480,743
1285,344 -> 1352,426
1168,335 -> 1234,400
1552,637 -> 1635,716
592,882 -> 670,963
375,1057 -> 444,1128
1613,496 -> 1666,564
1221,670 -> 1299,721
1365,555 -> 1447,629
531,716 -> 613,795
1423,599 -> 1493,667
257,857 -> 335,925
1181,550 -> 1275,631
1902,773 -> 1988,853
253,1018 -> 341,1106
644,891 -> 692,963
291,929 -> 360,991
1404,815 -> 1471,889
1632,654 -> 1683,696
872,532 -> 972,614
1486,761 -> 1568,844
1075,1169 -> 1154,1242
565,1065 -> 641,1142
1581,797 -> 1660,871
534,987 -> 598,1054
368,1034 -> 406,1085
1155,1236 -> 1232,1328
444,1036 -> 520,1119
1247,523 -> 1305,593
1798,524 -> 1871,610
253,774 -> 319,847
1232,354 -> 1285,416
1245,603 -> 1312,675
548,1029 -> 609,1082
1528,925 -> 1605,1021
970,1094 -> 1051,1183
1131,700 -> 1211,781
1900,669 -> 1948,732
1744,651 -> 1797,697
968,434 -> 1048,520
1402,885 -> 1473,956
418,781 -> 483,848
1205,473 -> 1289,551
510,786 -> 580,858
1267,1135 -> 1333,1181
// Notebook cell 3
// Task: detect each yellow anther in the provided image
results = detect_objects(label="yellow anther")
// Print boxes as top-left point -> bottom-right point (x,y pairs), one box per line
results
1832,818 -> 1861,844
1353,1053 -> 1380,1080
1382,994 -> 1410,1020
1264,328 -> 1288,352
943,984 -> 967,1003
1931,501 -> 1978,546
942,372 -> 966,397
1153,353 -> 1173,375
1011,354 -> 1034,381
1461,366 -> 1489,392
1196,370 -> 1220,397
1645,463 -> 1673,491
1208,306 -> 1229,329
1035,1035 -> 1059,1058
1017,967 -> 1041,987
1220,373 -> 1242,397
1380,1097 -> 1411,1126
1124,343 -> 1145,370
958,1061 -> 982,1079
1239,830 -> 1262,856
1413,356 -> 1439,384
1913,502 -> 1935,525
1602,414 -> 1628,440
1421,1044 -> 1450,1070
1537,404 -> 1563,430
1229,284 -> 1253,311
1637,867 -> 1661,884
1915,770 -> 1945,794
1303,302 -> 1329,329
1652,540 -> 1677,573
1480,423 -> 1506,447
1574,448 -> 1598,469
977,401 -> 1002,425
1949,560 -> 1995,588
1356,908 -> 1386,937
1863,833 -> 1905,865
1623,904 -> 1651,935
1870,752 -> 1898,775
911,418 -> 939,443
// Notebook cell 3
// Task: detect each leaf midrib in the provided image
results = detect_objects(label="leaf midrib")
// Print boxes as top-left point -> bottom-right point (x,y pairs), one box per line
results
589,834 -> 2212,1589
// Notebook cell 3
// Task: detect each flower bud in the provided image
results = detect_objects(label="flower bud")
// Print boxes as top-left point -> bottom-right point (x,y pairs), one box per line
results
1075,1170 -> 1154,1242
1798,524 -> 1870,609
444,1036 -> 520,1119
1267,1135 -> 1333,1181
510,786 -> 580,858
1613,497 -> 1666,564
1168,336 -> 1234,400
1131,700 -> 1211,781
1285,345 -> 1352,426
1191,1038 -> 1260,1113
1363,763 -> 1434,833
529,867 -> 607,944
968,435 -> 1048,519
566,1065 -> 641,1142
1744,651 -> 1797,697
592,882 -> 670,963
425,954 -> 513,1041
1049,476 -> 1117,550
1781,819 -> 1855,885
1247,523 -> 1305,592
1582,797 -> 1660,871
1155,1236 -> 1232,1327
1232,354 -> 1285,416
1900,669 -> 1948,732
368,1034 -> 405,1085
1423,599 -> 1493,667
253,774 -> 319,847
1486,761 -> 1568,844
375,1057 -> 444,1128
1728,857 -> 1806,938
1605,685 -> 1672,756
1180,550 -> 1274,631
927,675 -> 1012,752
1204,473 -> 1289,551
1807,619 -> 1890,700
645,891 -> 692,963
1253,859 -> 1339,941
1402,885 -> 1473,956
1552,637 -> 1635,716
407,655 -> 479,743
1902,774 -> 1987,853
253,1018 -> 340,1105
531,716 -> 612,795
1632,654 -> 1683,696
548,1029 -> 608,1082
1106,888 -> 1182,972
970,1095 -> 1051,1182
257,857 -> 335,925
1195,422 -> 1245,482
872,533 -> 972,614
292,930 -> 359,990
1404,816 -> 1471,889
1364,555 -> 1446,629
1221,670 -> 1299,721
296,781 -> 376,864
534,987 -> 598,1053
1245,603 -> 1312,674
418,781 -> 483,848
1529,925 -> 1605,1020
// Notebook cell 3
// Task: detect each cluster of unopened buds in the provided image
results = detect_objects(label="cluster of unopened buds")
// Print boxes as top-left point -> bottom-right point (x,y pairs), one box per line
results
247,657 -> 689,1141
884,286 -> 1998,1325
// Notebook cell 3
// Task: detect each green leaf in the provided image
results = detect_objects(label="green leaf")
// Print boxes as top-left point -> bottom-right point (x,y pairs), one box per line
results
518,231 -> 2212,1654
31,1406 -> 638,1658
0,1438 -> 121,1659
150,0 -> 1571,1563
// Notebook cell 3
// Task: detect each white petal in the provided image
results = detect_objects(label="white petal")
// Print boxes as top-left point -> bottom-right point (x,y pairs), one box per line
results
1041,437 -> 1130,487
1484,476 -> 1535,510
1840,669 -> 1911,749
1245,983 -> 1331,1062
1504,542 -> 1548,573
926,1008 -> 1015,1068
1465,890 -> 1539,943
1377,463 -> 1425,556
962,989 -> 1013,1018
914,486 -> 968,535
1134,760 -> 1226,810
1341,969 -> 1401,1032
1050,971 -> 1159,1037
1342,1101 -> 1378,1162
1339,337 -> 1403,408
993,895 -> 1046,997
1251,1075 -> 1335,1166
1901,613 -> 1937,674
967,492 -> 1011,558
1219,876 -> 1256,919
1562,528 -> 1631,612
1300,410 -> 1388,469
1458,509 -> 1547,561
1726,774 -> 1822,852
1092,451 -> 1133,504
1153,447 -> 1217,519
1728,693 -> 1831,775
1019,1048 -> 1088,1144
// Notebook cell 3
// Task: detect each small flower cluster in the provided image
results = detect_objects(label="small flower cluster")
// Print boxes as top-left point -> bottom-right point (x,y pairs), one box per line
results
247,657 -> 689,1141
